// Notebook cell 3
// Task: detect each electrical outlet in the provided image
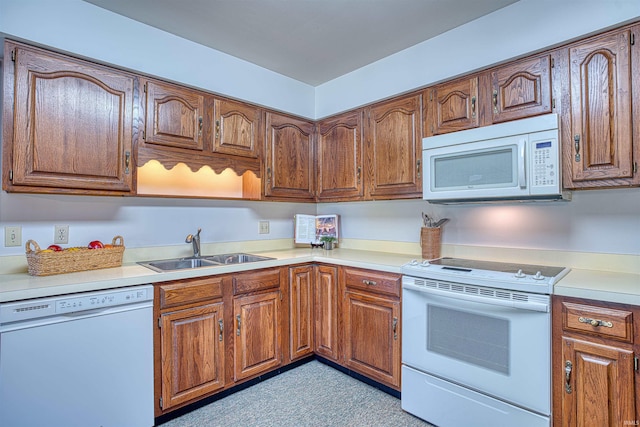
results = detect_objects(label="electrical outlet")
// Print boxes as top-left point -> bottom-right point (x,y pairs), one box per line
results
259,220 -> 270,234
54,225 -> 69,244
4,226 -> 22,247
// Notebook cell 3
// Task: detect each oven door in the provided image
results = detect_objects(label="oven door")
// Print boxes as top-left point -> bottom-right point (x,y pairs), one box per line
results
402,277 -> 550,415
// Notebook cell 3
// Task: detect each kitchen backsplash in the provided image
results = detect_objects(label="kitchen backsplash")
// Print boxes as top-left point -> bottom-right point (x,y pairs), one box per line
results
1,187 -> 638,260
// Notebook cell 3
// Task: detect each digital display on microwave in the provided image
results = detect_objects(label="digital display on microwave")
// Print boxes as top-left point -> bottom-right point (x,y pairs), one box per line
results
536,141 -> 552,149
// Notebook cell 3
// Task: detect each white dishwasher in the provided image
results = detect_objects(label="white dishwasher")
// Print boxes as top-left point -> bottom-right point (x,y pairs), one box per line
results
0,285 -> 154,427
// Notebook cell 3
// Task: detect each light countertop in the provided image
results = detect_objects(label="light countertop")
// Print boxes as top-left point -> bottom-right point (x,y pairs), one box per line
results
553,268 -> 640,306
0,248 -> 637,305
0,248 -> 414,303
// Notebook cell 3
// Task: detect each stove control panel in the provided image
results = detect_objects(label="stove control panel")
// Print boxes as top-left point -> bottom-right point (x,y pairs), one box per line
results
402,258 -> 569,295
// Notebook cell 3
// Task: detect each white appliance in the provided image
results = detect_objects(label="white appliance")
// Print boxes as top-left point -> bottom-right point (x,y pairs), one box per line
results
0,285 -> 154,427
401,258 -> 570,427
423,114 -> 569,203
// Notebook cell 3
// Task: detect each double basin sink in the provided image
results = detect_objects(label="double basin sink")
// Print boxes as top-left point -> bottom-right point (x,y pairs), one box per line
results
139,253 -> 275,272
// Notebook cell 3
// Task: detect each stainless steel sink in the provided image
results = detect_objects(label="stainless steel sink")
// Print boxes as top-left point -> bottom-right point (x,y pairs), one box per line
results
138,253 -> 274,272
139,257 -> 220,272
202,253 -> 275,265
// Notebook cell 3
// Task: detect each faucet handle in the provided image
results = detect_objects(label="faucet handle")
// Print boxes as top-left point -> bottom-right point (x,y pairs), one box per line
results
185,234 -> 193,243
196,228 -> 202,237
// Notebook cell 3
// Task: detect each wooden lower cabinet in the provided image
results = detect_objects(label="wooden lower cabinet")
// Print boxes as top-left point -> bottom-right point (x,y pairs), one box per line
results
155,277 -> 226,412
553,296 -> 639,427
342,267 -> 401,389
233,289 -> 282,381
289,265 -> 315,361
159,303 -> 225,410
155,264 -> 403,416
314,265 -> 339,361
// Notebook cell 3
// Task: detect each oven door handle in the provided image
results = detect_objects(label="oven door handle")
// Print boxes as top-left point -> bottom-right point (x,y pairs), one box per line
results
403,283 -> 550,313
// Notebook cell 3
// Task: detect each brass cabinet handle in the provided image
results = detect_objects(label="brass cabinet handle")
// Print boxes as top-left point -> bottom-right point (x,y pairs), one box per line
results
393,317 -> 398,340
416,159 -> 421,178
236,314 -> 241,336
471,96 -> 476,118
198,117 -> 203,136
218,319 -> 224,342
565,360 -> 572,394
267,167 -> 272,184
578,316 -> 613,328
357,166 -> 361,184
492,90 -> 498,113
362,279 -> 377,286
215,120 -> 220,139
124,151 -> 131,174
574,134 -> 581,162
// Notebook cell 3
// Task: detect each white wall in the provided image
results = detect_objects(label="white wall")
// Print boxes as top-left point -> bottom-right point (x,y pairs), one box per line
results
317,188 -> 640,256
316,0 -> 640,118
3,0 -> 638,120
0,0 -> 315,118
0,193 -> 315,256
0,0 -> 639,260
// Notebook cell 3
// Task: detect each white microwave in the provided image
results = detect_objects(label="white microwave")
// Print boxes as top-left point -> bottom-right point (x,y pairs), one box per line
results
423,114 -> 570,203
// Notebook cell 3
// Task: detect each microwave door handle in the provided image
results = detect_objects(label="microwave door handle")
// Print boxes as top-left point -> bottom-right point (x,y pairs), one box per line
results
518,140 -> 527,189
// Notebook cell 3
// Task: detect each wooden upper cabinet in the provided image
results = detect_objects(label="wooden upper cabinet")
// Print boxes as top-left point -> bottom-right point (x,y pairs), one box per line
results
489,54 -> 552,123
426,54 -> 553,136
564,26 -> 639,188
143,79 -> 205,151
213,98 -> 260,158
2,41 -> 135,194
427,75 -> 479,135
317,110 -> 364,201
364,94 -> 423,199
264,112 -> 316,201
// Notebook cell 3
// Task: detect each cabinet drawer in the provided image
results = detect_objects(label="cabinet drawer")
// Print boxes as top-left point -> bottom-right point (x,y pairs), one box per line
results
561,301 -> 633,343
233,268 -> 280,295
344,268 -> 401,298
158,277 -> 223,309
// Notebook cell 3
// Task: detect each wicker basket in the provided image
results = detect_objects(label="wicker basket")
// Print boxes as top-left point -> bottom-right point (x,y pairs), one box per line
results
25,236 -> 125,276
420,227 -> 441,260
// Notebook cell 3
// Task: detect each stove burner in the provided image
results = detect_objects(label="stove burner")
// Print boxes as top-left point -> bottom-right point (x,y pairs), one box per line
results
429,257 -> 566,278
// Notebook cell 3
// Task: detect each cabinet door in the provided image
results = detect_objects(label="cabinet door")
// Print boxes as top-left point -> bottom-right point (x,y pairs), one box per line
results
143,79 -> 205,151
233,290 -> 282,380
264,112 -> 316,200
566,27 -> 639,187
160,303 -> 225,410
561,337 -> 636,427
427,75 -> 479,135
490,54 -> 552,123
343,291 -> 400,388
317,111 -> 364,201
213,98 -> 260,158
314,265 -> 339,361
5,43 -> 134,193
364,94 -> 423,199
289,265 -> 314,361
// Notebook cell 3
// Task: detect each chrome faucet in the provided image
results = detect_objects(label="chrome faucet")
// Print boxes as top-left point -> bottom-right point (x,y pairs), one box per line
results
185,228 -> 202,258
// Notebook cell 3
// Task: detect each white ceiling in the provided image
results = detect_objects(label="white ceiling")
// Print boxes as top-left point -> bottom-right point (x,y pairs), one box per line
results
82,0 -> 519,86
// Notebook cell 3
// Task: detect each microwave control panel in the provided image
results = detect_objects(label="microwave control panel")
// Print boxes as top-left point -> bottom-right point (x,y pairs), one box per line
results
531,139 -> 558,190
